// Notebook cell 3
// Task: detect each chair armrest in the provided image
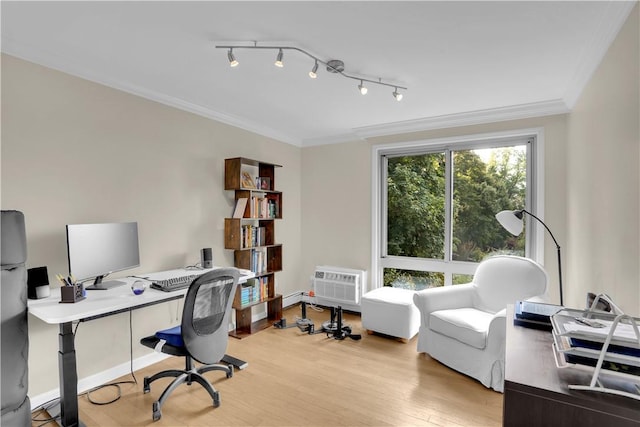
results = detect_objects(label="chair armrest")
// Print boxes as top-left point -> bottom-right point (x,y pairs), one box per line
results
486,308 -> 507,351
413,284 -> 475,327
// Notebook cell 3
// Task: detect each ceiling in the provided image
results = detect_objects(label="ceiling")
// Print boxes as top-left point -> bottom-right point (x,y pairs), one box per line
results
1,1 -> 636,146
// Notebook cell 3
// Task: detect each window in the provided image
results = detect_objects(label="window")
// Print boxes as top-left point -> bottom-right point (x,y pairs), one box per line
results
372,130 -> 543,290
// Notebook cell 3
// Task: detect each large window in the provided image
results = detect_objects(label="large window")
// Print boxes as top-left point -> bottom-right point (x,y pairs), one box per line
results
372,131 -> 542,290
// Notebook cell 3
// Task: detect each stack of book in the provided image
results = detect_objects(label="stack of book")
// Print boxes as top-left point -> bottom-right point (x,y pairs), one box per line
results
249,195 -> 278,218
239,277 -> 270,305
513,300 -> 562,331
240,225 -> 266,248
251,248 -> 267,274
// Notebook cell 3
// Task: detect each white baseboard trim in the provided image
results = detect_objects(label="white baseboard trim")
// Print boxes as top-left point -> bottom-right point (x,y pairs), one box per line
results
283,291 -> 303,308
30,351 -> 169,410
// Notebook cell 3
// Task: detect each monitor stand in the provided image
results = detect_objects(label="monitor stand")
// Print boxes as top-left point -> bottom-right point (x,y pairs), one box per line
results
85,280 -> 126,290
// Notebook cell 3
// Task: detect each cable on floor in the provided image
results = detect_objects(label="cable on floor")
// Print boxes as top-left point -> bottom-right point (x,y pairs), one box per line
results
31,397 -> 61,426
78,309 -> 138,405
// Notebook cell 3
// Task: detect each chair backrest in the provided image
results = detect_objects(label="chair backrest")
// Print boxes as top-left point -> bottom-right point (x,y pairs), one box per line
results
181,268 -> 239,364
1,210 -> 31,425
472,255 -> 548,313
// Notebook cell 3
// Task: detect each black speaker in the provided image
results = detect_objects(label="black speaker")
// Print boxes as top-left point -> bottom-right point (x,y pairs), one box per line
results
27,266 -> 51,299
201,248 -> 213,269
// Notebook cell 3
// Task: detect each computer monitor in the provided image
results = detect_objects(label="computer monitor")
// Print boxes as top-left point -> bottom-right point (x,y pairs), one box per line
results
66,221 -> 140,290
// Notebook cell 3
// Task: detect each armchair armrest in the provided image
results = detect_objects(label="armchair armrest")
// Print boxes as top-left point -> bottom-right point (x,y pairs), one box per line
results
486,308 -> 507,352
413,284 -> 475,328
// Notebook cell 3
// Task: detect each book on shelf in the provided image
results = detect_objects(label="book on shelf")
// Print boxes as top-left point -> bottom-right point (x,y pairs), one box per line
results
248,195 -> 278,218
239,276 -> 270,305
232,198 -> 248,218
240,225 -> 266,248
251,247 -> 267,274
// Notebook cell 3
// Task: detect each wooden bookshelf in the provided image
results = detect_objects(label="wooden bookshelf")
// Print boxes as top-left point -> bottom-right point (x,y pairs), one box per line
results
224,157 -> 283,338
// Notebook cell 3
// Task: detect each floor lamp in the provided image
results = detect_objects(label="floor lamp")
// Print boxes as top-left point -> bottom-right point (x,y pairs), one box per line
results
495,209 -> 563,306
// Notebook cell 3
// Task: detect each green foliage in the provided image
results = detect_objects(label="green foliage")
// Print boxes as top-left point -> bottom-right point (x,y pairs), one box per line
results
383,268 -> 444,289
386,146 -> 527,273
387,154 -> 445,259
452,149 -> 526,261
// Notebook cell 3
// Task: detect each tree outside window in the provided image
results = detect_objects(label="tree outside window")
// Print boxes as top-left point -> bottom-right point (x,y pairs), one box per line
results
383,142 -> 530,289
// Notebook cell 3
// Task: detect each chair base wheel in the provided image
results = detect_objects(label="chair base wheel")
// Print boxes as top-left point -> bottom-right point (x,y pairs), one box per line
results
143,377 -> 151,393
226,365 -> 234,378
213,391 -> 220,407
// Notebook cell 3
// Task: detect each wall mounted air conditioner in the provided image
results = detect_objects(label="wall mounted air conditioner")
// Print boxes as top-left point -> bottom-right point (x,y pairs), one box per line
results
312,266 -> 367,312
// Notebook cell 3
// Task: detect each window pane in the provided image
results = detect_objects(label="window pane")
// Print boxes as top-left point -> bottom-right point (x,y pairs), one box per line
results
387,153 -> 446,259
384,268 -> 444,289
452,147 -> 526,262
452,273 -> 473,285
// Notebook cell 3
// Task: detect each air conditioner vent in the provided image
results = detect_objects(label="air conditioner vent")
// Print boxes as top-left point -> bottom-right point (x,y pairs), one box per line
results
312,266 -> 367,311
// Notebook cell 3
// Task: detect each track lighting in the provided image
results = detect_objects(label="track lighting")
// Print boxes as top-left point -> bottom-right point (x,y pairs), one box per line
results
358,80 -> 368,95
275,49 -> 284,68
227,48 -> 238,67
309,60 -> 318,79
216,42 -> 407,100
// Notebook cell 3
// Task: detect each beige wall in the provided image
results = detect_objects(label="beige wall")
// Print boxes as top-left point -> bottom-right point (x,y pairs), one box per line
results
2,3 -> 638,401
302,5 -> 639,315
1,54 -> 302,395
300,140 -> 373,285
301,116 -> 568,302
566,4 -> 640,314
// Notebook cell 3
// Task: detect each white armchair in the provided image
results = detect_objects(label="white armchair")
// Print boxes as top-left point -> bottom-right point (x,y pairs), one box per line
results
413,255 -> 547,392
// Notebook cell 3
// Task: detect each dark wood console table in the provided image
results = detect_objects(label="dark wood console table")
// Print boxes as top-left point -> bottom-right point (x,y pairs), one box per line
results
504,305 -> 640,426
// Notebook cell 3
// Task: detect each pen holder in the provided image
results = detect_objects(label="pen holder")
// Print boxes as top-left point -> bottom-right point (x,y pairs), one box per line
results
60,283 -> 85,304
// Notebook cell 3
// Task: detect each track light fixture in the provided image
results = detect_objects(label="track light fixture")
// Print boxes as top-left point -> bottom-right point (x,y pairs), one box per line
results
358,80 -> 368,95
274,49 -> 284,68
227,48 -> 238,67
309,60 -> 318,79
216,42 -> 407,101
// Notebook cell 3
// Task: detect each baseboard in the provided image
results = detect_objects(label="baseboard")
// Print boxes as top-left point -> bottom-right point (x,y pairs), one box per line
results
283,291 -> 303,308
30,351 -> 169,410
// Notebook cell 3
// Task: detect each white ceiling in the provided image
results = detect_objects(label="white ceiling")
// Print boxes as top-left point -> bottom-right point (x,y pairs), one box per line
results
1,1 -> 636,146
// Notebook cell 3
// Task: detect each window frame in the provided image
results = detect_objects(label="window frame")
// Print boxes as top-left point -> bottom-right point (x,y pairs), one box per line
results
371,128 -> 545,289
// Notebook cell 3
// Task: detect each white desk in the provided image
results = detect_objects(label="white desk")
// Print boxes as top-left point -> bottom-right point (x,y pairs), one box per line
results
28,267 -> 254,427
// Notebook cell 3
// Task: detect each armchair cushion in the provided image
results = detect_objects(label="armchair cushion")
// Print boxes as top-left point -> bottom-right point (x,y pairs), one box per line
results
430,308 -> 494,349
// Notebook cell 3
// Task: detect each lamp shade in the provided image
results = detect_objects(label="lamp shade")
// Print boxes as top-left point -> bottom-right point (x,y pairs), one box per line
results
496,210 -> 523,236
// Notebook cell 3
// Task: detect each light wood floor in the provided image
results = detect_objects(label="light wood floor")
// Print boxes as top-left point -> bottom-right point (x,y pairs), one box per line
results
34,305 -> 502,426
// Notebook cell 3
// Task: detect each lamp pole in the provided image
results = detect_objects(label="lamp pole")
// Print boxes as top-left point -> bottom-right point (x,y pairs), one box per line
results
517,209 -> 563,306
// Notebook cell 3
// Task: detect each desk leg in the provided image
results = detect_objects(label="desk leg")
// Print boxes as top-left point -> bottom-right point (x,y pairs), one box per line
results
58,321 -> 83,427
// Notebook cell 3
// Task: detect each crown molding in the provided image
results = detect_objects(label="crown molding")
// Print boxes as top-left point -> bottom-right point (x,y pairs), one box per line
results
562,1 -> 637,108
1,41 -> 302,147
301,132 -> 363,147
2,41 -> 570,149
351,100 -> 570,141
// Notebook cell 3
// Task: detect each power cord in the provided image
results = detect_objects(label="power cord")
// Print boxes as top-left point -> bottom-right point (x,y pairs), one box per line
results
31,397 -> 61,426
185,262 -> 204,270
31,300 -> 146,423
82,309 -> 138,404
302,291 -> 324,312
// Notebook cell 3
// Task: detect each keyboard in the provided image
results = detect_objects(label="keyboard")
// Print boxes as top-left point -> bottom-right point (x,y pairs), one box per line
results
151,274 -> 201,292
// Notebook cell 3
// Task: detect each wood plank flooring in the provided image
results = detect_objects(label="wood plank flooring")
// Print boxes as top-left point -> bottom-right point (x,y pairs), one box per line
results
33,305 -> 503,426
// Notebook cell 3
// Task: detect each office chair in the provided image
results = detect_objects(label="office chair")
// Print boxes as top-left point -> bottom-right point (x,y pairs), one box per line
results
140,268 -> 239,421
